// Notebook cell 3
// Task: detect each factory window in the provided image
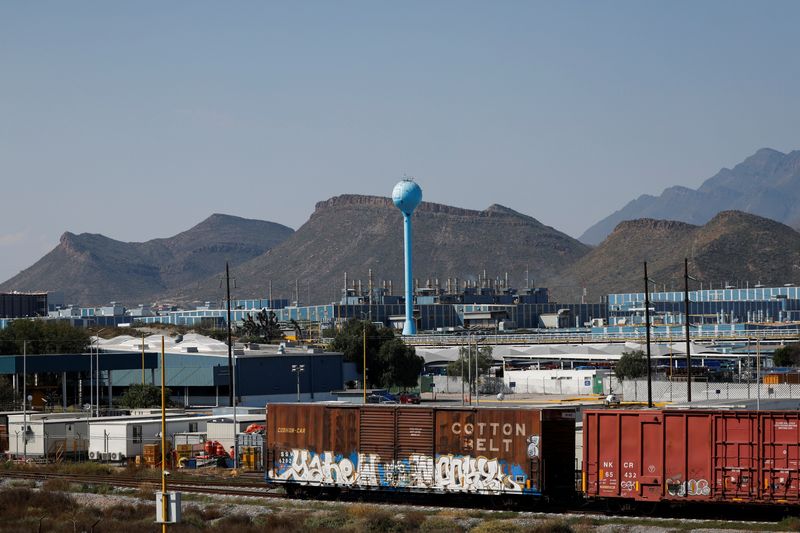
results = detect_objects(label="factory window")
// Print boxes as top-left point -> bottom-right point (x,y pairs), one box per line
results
132,425 -> 142,444
189,422 -> 198,433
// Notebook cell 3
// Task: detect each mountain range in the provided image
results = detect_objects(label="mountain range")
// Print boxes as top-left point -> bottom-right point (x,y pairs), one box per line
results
4,147 -> 800,307
0,214 -> 294,305
560,211 -> 800,301
580,148 -> 800,245
176,195 -> 591,305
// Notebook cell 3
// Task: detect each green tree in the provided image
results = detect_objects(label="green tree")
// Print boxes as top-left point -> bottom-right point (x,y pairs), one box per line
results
328,319 -> 401,387
447,344 -> 494,385
0,320 -> 90,354
239,310 -> 283,343
118,384 -> 172,409
0,375 -> 18,410
614,350 -> 648,380
772,344 -> 800,367
376,338 -> 424,389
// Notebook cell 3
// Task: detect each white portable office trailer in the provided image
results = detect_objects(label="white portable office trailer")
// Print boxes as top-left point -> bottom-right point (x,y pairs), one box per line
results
7,412 -> 90,458
88,414 -> 221,461
7,412 -> 192,458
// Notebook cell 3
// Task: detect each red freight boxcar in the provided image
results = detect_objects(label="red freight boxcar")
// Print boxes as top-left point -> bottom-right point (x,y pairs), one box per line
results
583,409 -> 800,505
266,403 -> 576,497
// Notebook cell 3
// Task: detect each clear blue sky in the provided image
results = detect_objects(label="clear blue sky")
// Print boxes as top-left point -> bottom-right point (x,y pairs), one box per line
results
2,1 -> 799,281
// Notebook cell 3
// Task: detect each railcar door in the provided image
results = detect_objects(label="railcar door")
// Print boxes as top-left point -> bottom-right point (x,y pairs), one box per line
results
761,413 -> 800,503
634,412 -> 664,501
714,412 -> 758,500
395,408 -> 435,489
359,406 -> 397,488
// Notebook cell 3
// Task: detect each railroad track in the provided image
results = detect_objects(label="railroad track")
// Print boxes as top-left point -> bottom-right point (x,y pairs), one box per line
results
0,470 -> 284,499
0,469 -> 788,527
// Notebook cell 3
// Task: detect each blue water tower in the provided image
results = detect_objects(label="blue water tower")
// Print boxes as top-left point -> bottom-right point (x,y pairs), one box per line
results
392,179 -> 422,335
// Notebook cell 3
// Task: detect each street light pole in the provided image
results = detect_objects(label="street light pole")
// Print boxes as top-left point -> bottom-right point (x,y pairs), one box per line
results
292,364 -> 305,402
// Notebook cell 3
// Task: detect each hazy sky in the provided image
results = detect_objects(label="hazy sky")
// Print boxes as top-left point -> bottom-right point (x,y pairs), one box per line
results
2,1 -> 799,282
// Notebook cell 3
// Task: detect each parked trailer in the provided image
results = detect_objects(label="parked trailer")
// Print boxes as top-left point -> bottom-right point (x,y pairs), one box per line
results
88,414 -> 220,462
265,403 -> 576,497
583,408 -> 800,505
8,412 -> 90,458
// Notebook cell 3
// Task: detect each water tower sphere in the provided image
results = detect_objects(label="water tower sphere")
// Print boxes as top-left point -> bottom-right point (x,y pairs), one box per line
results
392,180 -> 422,216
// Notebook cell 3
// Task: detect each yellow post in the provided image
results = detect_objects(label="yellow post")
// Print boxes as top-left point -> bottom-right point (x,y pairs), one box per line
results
362,322 -> 367,403
142,333 -> 146,386
161,336 -> 167,531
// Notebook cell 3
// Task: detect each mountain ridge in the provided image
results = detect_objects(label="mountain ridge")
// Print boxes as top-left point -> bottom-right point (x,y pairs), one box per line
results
562,210 -> 800,300
175,194 -> 591,305
579,148 -> 800,245
0,214 -> 294,305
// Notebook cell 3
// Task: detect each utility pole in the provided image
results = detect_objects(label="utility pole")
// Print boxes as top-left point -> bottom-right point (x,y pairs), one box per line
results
142,333 -> 146,386
23,340 -> 27,461
362,322 -> 367,403
160,336 -> 167,532
683,258 -> 696,402
461,340 -> 465,406
644,261 -> 653,408
475,337 -> 479,407
225,262 -> 233,407
467,336 -> 472,405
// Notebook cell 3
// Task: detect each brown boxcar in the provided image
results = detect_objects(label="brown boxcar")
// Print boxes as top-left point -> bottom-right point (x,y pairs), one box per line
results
266,403 -> 576,497
583,408 -> 800,505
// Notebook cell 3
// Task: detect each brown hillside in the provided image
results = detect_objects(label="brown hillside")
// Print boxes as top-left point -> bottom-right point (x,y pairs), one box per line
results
563,211 -> 800,300
0,214 -> 294,305
177,195 -> 591,305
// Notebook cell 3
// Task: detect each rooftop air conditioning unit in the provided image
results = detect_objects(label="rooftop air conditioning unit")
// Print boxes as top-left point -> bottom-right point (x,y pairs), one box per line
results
88,451 -> 97,460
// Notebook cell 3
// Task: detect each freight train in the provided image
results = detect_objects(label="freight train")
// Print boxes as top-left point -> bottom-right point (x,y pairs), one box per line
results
265,402 -> 800,509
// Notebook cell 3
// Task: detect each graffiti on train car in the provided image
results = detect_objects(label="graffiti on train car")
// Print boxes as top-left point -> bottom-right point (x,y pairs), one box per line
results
666,475 -> 711,496
435,454 -> 523,492
269,448 -> 527,493
272,449 -> 357,484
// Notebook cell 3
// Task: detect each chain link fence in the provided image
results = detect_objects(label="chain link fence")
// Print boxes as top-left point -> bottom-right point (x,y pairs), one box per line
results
622,378 -> 800,403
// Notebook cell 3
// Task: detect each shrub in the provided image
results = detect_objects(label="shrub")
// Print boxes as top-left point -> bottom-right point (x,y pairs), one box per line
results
470,519 -> 522,533
529,519 -> 574,533
779,516 -> 800,532
421,515 -> 464,533
402,510 -> 427,531
41,478 -> 72,492
304,510 -> 349,531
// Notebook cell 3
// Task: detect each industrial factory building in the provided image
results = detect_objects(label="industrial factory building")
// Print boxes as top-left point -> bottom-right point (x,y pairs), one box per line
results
130,284 -> 605,332
607,285 -> 800,325
0,292 -> 48,319
101,334 -> 356,407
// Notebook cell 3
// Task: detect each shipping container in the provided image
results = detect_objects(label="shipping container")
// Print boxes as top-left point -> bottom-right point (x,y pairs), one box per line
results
266,403 -> 576,497
583,408 -> 800,505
